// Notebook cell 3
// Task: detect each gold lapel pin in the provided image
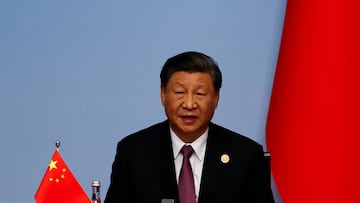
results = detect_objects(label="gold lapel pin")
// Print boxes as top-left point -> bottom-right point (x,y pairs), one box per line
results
221,154 -> 230,164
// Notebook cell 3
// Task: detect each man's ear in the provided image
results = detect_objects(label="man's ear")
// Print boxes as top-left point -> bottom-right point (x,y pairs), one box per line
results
214,91 -> 220,108
160,85 -> 166,106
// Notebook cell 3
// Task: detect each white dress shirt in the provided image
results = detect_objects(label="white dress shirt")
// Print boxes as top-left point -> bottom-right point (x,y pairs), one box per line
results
170,128 -> 208,202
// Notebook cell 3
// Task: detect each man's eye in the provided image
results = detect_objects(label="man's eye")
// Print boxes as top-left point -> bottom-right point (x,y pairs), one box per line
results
196,92 -> 206,96
175,91 -> 184,94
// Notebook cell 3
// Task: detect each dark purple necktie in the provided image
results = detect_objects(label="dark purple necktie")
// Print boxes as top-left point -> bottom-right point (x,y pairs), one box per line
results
178,145 -> 196,203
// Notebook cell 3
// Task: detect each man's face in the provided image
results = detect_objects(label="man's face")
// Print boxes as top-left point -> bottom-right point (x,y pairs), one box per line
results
161,71 -> 219,143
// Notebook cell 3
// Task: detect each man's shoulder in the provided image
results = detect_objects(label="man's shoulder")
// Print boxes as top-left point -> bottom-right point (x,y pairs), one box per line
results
209,122 -> 262,149
118,120 -> 169,145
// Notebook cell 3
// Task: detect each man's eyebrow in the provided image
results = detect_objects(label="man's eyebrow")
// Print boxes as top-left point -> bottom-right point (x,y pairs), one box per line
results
173,81 -> 185,87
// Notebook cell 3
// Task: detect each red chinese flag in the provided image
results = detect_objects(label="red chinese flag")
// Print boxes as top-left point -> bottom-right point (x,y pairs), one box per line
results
35,149 -> 91,203
266,1 -> 360,203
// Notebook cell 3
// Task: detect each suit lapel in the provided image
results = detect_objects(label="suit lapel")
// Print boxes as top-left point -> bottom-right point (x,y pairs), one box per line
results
152,121 -> 179,200
198,124 -> 225,202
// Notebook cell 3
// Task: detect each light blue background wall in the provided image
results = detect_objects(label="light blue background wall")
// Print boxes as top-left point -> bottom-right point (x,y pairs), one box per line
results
0,0 -> 286,202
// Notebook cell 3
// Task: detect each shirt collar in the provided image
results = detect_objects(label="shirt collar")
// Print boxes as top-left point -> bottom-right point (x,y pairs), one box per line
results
170,128 -> 208,161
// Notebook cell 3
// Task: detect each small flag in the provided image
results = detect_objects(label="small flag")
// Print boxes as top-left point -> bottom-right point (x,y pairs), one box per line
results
35,149 -> 91,203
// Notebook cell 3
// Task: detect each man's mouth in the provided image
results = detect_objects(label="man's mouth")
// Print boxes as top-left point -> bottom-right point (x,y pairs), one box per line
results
181,115 -> 197,123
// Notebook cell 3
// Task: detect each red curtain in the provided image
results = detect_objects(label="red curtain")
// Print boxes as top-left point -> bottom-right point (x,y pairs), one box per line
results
266,1 -> 360,202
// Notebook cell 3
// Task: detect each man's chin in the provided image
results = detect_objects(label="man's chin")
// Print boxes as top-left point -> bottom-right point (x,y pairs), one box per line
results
179,127 -> 204,137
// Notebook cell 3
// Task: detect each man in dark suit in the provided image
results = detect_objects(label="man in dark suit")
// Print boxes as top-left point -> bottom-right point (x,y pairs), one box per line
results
104,51 -> 275,203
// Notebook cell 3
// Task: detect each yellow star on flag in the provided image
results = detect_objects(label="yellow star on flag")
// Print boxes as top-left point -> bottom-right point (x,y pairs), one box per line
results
48,160 -> 58,171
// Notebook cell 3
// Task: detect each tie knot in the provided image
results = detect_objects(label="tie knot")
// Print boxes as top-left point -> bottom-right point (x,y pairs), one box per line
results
181,145 -> 194,159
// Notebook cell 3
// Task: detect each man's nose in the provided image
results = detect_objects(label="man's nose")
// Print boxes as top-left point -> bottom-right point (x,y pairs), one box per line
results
182,94 -> 197,109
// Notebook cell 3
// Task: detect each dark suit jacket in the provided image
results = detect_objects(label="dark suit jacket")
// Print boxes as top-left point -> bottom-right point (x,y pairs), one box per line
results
104,120 -> 274,203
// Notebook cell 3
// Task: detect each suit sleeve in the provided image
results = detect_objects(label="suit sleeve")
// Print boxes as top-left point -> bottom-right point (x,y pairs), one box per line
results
104,141 -> 131,203
245,145 -> 275,203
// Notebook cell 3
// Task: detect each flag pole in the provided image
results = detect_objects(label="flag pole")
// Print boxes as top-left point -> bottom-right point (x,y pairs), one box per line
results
55,140 -> 60,151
